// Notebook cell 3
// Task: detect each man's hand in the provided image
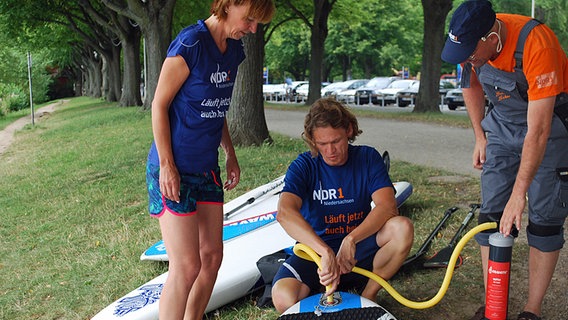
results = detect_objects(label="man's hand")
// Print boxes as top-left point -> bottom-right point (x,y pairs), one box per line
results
472,137 -> 487,170
317,250 -> 340,297
500,194 -> 526,237
336,236 -> 357,274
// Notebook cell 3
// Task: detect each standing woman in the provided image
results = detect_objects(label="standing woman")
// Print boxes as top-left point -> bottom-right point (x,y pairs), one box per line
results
146,1 -> 275,319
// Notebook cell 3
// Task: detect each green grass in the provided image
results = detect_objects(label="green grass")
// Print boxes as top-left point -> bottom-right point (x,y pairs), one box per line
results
0,97 -> 527,319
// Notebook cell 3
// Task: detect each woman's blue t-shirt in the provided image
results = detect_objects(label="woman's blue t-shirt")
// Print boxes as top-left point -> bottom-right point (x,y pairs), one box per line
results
148,20 -> 246,173
283,145 -> 394,245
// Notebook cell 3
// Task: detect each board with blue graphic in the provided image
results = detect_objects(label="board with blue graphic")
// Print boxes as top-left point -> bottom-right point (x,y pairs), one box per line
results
91,177 -> 412,320
279,291 -> 398,320
91,176 -> 290,320
141,211 -> 278,261
140,181 -> 413,262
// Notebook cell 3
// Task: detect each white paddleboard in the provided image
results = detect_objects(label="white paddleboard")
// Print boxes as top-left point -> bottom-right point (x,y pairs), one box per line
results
140,181 -> 413,262
92,178 -> 413,320
140,176 -> 286,262
140,211 -> 279,261
279,291 -> 398,320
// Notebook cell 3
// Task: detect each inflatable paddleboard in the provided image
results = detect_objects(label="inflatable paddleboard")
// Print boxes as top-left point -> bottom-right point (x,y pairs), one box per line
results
279,291 -> 398,320
141,181 -> 413,262
92,178 -> 412,320
140,211 -> 278,261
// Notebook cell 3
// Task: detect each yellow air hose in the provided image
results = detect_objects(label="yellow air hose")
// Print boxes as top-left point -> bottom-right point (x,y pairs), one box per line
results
293,221 -> 498,309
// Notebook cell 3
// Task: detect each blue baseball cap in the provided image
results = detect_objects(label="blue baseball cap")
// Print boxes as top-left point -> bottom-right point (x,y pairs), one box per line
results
441,0 -> 496,64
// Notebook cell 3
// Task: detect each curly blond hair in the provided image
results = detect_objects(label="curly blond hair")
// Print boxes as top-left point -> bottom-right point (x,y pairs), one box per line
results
302,98 -> 362,157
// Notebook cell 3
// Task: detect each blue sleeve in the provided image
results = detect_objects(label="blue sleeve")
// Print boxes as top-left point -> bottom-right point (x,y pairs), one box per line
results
364,147 -> 393,195
282,152 -> 313,199
167,26 -> 200,71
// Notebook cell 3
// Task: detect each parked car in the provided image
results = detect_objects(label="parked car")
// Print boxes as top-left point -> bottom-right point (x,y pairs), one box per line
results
294,82 -> 310,98
322,79 -> 369,99
376,79 -> 418,106
396,80 -> 456,107
439,80 -> 456,97
440,73 -> 458,88
336,82 -> 371,104
443,87 -> 491,110
262,83 -> 287,100
296,82 -> 329,99
444,87 -> 464,110
354,77 -> 397,105
286,81 -> 308,97
396,81 -> 421,107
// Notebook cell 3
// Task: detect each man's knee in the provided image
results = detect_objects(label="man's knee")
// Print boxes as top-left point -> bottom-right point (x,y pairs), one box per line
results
527,222 -> 565,252
271,281 -> 291,314
391,216 -> 414,249
271,279 -> 308,314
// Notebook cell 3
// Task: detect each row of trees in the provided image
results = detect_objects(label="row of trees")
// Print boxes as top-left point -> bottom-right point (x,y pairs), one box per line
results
0,0 -> 566,144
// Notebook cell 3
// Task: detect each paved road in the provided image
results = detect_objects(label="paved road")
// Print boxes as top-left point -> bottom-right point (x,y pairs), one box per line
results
265,107 -> 479,177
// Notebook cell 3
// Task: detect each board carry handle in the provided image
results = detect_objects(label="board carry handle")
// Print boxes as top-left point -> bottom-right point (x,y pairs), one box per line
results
293,221 -> 499,310
224,177 -> 284,220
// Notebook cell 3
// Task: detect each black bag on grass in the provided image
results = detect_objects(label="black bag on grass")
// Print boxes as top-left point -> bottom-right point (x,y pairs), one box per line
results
256,249 -> 290,308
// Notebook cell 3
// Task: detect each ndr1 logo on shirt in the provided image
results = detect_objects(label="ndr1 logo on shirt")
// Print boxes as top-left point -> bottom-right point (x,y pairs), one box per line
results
210,69 -> 231,85
313,187 -> 345,201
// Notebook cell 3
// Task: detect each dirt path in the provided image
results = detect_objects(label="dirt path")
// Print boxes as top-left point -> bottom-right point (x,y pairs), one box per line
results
0,101 -> 63,156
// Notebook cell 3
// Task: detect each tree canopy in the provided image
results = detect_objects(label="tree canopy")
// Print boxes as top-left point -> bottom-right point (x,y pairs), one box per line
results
0,0 -> 566,114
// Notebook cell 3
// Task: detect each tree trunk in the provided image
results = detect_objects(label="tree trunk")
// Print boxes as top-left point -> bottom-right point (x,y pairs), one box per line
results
307,0 -> 333,105
101,0 -> 176,110
74,67 -> 84,97
101,57 -> 109,99
119,22 -> 142,107
88,54 -> 103,98
228,27 -> 271,147
414,0 -> 452,113
106,44 -> 123,102
138,1 -> 175,110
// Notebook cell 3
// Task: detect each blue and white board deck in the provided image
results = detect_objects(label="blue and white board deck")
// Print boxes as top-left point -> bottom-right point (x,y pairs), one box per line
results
140,211 -> 278,261
279,291 -> 398,320
91,178 -> 412,320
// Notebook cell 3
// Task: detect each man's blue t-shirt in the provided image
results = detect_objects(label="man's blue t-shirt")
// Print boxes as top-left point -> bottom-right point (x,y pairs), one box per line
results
283,145 -> 393,245
148,20 -> 246,174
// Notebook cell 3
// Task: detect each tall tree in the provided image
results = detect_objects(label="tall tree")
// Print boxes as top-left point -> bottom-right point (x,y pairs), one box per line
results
79,0 -> 142,106
100,0 -> 176,110
63,6 -> 123,102
265,21 -> 311,81
324,1 -> 422,81
227,27 -> 272,146
228,3 -> 304,146
283,0 -> 336,105
413,0 -> 452,113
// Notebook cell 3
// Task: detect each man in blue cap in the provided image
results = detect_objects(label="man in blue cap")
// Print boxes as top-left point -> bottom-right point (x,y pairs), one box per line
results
442,1 -> 568,320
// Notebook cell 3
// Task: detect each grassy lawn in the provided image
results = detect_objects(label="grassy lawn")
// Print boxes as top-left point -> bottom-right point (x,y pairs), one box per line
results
0,97 -> 527,319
